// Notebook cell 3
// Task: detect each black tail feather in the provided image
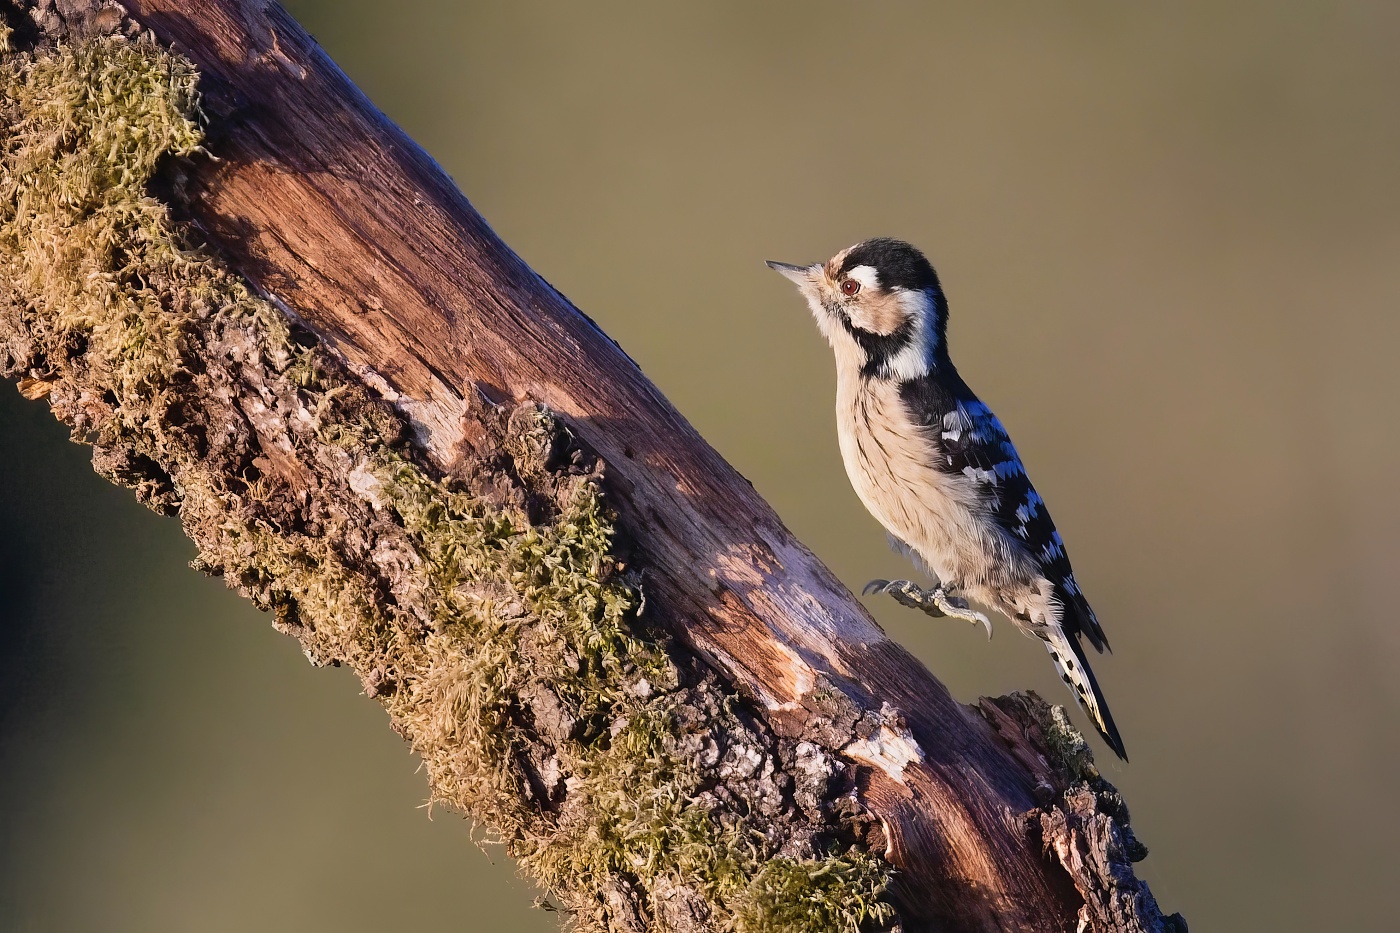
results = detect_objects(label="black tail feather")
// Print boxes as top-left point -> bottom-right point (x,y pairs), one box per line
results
1045,625 -> 1127,762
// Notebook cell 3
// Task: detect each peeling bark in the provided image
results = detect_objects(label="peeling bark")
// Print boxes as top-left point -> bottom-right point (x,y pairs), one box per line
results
0,2 -> 1185,931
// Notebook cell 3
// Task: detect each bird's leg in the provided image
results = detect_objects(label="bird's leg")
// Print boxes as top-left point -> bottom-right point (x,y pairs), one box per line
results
862,579 -> 993,639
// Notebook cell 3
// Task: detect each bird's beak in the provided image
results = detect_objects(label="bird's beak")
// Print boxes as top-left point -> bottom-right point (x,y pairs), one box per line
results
765,260 -> 821,287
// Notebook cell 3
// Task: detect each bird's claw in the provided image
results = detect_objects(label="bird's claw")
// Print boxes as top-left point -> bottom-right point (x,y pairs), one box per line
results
861,579 -> 993,640
935,590 -> 994,641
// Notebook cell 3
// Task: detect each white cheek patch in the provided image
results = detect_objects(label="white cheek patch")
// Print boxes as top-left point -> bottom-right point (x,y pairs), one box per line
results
877,288 -> 939,381
897,288 -> 939,355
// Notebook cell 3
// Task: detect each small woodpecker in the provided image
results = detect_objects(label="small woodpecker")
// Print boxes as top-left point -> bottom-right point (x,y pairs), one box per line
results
768,238 -> 1127,761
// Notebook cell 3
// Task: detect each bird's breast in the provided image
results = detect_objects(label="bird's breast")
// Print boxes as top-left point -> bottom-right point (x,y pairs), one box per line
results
836,378 -> 983,578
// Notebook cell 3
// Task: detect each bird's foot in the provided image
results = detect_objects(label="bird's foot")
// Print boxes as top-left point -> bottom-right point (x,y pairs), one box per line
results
862,579 -> 993,639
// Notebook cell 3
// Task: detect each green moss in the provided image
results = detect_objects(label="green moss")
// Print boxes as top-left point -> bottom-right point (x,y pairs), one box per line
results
1,31 -> 894,932
734,854 -> 895,933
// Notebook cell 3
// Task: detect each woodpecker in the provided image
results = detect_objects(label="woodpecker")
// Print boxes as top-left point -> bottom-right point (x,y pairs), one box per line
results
768,238 -> 1127,760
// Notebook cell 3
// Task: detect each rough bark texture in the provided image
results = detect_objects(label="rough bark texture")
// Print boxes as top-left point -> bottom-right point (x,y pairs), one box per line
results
0,2 -> 1184,931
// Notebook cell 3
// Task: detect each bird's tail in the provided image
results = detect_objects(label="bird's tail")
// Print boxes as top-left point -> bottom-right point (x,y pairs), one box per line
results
1042,625 -> 1127,761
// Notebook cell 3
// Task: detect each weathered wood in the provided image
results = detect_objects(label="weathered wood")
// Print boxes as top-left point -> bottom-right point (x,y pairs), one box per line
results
1,1 -> 1183,930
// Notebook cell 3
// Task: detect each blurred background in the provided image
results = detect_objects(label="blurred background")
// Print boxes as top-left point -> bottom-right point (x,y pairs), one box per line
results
3,1 -> 1398,930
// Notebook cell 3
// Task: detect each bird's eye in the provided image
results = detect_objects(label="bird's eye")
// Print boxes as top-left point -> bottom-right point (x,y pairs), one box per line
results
841,279 -> 861,297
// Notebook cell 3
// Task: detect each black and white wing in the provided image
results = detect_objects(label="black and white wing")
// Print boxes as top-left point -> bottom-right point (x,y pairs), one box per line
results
899,373 -> 1126,758
899,376 -> 1109,653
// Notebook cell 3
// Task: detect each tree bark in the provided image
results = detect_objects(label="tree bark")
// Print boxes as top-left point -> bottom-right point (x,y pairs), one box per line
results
0,2 -> 1183,931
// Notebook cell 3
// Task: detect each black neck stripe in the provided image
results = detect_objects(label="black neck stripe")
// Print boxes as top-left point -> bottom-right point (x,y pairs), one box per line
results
840,316 -> 916,378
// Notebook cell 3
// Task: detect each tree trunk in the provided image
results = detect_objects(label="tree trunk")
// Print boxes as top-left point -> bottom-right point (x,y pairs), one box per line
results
0,2 -> 1183,931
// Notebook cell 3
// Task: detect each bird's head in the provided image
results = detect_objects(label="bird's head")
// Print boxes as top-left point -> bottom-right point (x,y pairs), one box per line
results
767,237 -> 948,380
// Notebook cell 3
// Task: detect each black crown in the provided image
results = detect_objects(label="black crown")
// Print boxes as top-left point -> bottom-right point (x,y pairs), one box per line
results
838,238 -> 941,292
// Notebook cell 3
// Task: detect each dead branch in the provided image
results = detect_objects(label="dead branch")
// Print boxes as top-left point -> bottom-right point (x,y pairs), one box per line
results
0,2 -> 1184,930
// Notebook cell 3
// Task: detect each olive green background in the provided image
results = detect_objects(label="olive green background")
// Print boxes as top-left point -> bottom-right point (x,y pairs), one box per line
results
3,2 -> 1398,930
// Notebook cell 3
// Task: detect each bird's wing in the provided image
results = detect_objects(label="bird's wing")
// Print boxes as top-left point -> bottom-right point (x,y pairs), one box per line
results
899,377 -> 1109,652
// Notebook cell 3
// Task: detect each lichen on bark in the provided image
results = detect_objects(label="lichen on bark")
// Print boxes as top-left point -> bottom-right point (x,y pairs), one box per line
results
0,22 -> 895,933
979,694 -> 1187,933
